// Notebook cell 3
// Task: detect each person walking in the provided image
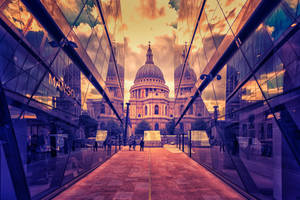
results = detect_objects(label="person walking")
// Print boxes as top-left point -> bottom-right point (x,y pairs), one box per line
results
93,141 -> 98,152
133,139 -> 136,151
140,138 -> 144,151
129,138 -> 132,151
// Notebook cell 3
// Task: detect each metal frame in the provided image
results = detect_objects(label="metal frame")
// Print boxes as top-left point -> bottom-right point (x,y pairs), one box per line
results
175,0 -> 281,127
0,82 -> 31,200
21,0 -> 123,124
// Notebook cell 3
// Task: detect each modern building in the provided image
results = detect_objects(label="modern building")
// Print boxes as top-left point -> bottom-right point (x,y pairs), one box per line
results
0,0 -> 124,199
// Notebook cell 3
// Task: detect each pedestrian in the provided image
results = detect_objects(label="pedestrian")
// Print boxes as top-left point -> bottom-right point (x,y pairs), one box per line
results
133,139 -> 136,151
129,138 -> 132,151
140,138 -> 144,151
94,141 -> 98,152
103,138 -> 107,151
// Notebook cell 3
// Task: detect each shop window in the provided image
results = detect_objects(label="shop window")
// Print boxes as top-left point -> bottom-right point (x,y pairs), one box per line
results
100,104 -> 105,114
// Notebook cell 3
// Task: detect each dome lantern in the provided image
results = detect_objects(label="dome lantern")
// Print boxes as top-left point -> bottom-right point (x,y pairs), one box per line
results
134,42 -> 165,83
146,41 -> 154,64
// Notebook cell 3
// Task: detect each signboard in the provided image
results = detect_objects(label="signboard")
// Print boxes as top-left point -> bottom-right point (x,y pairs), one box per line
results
96,130 -> 107,141
144,130 -> 161,141
144,130 -> 162,147
190,130 -> 210,147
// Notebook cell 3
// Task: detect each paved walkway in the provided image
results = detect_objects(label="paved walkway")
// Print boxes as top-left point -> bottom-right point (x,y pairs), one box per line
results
55,146 -> 244,200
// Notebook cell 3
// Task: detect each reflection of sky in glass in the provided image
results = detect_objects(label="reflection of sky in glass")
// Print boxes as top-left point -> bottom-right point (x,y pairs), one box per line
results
264,5 -> 293,41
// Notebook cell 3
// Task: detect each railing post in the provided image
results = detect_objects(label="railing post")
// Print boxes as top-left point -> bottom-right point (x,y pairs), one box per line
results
182,133 -> 184,153
189,131 -> 192,157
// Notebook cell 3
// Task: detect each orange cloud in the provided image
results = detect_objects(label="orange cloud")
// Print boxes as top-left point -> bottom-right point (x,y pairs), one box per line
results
139,0 -> 166,19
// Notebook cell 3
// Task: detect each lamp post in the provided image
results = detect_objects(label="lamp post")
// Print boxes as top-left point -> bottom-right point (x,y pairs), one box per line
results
124,102 -> 130,146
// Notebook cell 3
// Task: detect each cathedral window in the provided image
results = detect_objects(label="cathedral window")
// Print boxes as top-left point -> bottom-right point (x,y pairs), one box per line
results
100,104 -> 105,114
180,123 -> 184,131
146,88 -> 148,97
100,122 -> 106,129
155,123 -> 159,130
180,105 -> 184,113
165,106 -> 168,116
189,105 -> 193,115
145,106 -> 148,115
154,105 -> 159,115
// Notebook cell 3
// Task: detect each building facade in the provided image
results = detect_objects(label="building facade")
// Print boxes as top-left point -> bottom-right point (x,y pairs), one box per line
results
129,44 -> 208,134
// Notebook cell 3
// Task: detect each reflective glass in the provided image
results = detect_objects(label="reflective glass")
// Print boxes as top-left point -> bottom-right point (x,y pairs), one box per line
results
225,49 -> 252,96
264,4 -> 293,41
86,30 -> 99,63
255,54 -> 284,99
218,0 -> 247,26
56,0 -> 85,26
241,24 -> 273,68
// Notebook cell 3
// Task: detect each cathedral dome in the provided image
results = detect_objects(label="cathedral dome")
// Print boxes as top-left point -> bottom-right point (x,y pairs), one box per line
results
174,46 -> 197,83
135,64 -> 164,82
174,64 -> 197,82
134,44 -> 165,83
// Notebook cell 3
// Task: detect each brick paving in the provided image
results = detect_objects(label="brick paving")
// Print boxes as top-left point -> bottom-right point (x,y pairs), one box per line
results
55,146 -> 244,200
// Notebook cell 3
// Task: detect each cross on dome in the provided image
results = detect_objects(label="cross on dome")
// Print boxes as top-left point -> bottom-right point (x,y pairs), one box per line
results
146,41 -> 154,64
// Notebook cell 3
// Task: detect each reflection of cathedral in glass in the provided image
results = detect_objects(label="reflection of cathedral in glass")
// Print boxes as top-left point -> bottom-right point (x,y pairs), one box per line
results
87,45 -> 124,128
129,44 -> 208,133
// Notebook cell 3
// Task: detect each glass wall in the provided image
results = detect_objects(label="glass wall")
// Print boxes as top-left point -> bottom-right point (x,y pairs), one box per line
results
0,0 -> 124,199
176,0 -> 300,199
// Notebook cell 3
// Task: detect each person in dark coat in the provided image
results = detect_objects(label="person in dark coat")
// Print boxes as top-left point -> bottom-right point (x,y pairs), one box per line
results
140,139 -> 144,151
93,141 -> 98,152
133,139 -> 136,151
129,138 -> 132,151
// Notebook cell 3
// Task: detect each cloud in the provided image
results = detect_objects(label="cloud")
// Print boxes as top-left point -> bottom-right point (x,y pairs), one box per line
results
226,0 -> 235,6
139,0 -> 166,19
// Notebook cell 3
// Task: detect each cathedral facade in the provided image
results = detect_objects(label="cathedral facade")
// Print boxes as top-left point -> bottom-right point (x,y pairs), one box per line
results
129,44 -> 209,134
87,43 -> 209,135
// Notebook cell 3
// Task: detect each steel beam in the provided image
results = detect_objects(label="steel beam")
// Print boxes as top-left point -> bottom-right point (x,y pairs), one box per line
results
0,82 -> 31,200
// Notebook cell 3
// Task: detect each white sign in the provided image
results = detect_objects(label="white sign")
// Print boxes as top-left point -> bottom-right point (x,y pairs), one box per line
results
96,130 -> 107,141
144,130 -> 161,141
190,130 -> 210,147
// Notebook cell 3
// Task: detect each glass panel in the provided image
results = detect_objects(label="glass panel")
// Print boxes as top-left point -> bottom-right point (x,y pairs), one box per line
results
218,0 -> 247,26
255,54 -> 284,99
283,0 -> 298,16
241,24 -> 273,68
264,4 -> 293,41
211,65 -> 227,119
207,3 -> 228,49
56,0 -> 85,26
86,30 -> 99,63
225,49 -> 252,96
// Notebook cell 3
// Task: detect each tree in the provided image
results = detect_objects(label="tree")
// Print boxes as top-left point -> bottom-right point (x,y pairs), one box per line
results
135,120 -> 151,136
191,119 -> 207,130
166,118 -> 176,135
106,120 -> 122,137
79,113 -> 98,138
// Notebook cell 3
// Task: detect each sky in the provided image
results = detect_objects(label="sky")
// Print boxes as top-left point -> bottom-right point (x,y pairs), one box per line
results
120,0 -> 204,103
2,0 -> 265,113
